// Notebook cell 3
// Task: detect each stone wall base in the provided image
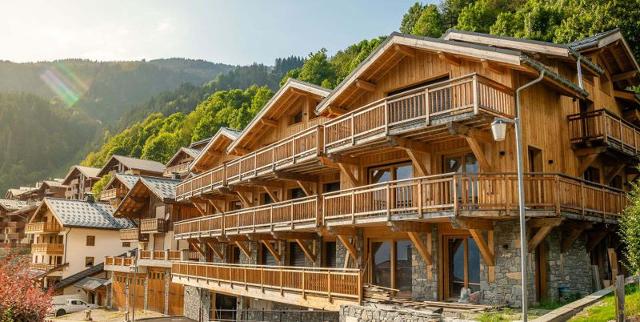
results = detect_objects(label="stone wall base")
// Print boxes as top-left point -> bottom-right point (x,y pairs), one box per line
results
339,305 -> 441,322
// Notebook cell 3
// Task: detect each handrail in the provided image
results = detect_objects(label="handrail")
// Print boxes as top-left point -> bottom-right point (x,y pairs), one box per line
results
323,73 -> 515,151
568,109 -> 640,154
172,261 -> 361,301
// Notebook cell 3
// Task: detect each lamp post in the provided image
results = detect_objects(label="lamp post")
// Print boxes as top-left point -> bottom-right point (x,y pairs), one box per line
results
490,70 -> 545,322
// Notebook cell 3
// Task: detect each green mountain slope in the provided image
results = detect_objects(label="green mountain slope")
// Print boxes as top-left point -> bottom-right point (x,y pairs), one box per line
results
0,58 -> 233,124
0,93 -> 100,193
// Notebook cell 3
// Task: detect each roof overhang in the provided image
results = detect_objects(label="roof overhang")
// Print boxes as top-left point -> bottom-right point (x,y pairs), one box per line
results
226,79 -> 331,155
189,128 -> 239,172
316,32 -> 587,114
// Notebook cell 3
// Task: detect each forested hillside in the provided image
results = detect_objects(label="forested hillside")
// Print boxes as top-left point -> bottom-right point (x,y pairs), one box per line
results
0,58 -> 232,123
0,93 -> 100,193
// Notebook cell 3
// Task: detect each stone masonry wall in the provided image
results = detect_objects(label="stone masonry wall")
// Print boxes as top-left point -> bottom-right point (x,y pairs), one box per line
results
183,285 -> 211,321
546,229 -> 592,299
339,305 -> 441,322
412,225 -> 439,300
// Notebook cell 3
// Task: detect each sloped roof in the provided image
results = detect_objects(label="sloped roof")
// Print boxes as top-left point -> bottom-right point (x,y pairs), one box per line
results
62,166 -> 101,185
97,155 -> 166,177
0,199 -> 27,212
227,78 -> 331,154
316,32 -> 589,114
189,127 -> 241,171
37,198 -> 134,230
138,176 -> 179,200
165,147 -> 201,167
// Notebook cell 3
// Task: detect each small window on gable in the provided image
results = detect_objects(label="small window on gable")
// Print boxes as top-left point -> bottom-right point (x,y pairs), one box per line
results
122,242 -> 131,247
584,167 -> 601,184
289,111 -> 303,125
86,236 -> 95,246
85,257 -> 94,267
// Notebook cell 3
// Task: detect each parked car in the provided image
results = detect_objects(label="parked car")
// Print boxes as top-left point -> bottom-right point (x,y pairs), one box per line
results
49,296 -> 98,317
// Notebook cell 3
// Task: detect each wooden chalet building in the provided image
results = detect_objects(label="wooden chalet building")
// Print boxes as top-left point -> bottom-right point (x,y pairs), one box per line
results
164,136 -> 212,179
26,197 -> 135,293
0,199 -> 33,248
97,154 -> 166,178
151,29 -> 640,320
103,175 -> 200,315
62,166 -> 101,200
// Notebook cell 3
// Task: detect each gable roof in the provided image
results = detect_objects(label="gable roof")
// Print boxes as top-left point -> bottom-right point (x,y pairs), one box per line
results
104,173 -> 139,191
114,176 -> 179,217
189,127 -> 241,172
165,147 -> 201,168
0,199 -> 27,212
442,29 -> 604,75
97,155 -> 166,177
189,136 -> 213,150
62,166 -> 101,185
227,78 -> 331,154
35,198 -> 134,230
316,32 -> 589,115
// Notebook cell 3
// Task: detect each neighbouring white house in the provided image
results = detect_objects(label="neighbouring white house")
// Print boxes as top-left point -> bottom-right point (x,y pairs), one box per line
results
26,197 -> 135,295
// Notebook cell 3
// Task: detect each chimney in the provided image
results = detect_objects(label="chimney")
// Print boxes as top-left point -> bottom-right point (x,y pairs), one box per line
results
85,192 -> 95,203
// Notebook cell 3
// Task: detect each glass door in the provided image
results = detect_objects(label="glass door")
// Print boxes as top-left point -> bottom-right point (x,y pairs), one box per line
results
370,239 -> 414,297
444,153 -> 478,208
444,235 -> 480,300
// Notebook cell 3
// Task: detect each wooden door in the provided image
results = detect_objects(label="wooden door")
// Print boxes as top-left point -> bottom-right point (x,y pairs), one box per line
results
112,273 -> 127,310
130,274 -> 145,312
147,269 -> 165,313
168,283 -> 184,316
534,242 -> 548,302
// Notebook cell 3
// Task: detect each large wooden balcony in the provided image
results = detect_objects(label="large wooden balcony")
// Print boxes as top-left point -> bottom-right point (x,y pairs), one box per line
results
30,263 -> 57,271
172,262 -> 361,310
119,228 -> 139,241
100,187 -> 127,201
174,196 -> 319,240
31,243 -> 64,255
164,163 -> 191,177
323,173 -> 625,226
25,222 -> 61,234
176,126 -> 326,202
140,218 -> 167,233
324,74 -> 515,155
104,256 -> 143,273
568,109 -> 640,157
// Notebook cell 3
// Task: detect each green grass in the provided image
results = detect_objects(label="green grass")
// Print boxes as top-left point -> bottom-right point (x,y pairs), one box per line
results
570,283 -> 639,322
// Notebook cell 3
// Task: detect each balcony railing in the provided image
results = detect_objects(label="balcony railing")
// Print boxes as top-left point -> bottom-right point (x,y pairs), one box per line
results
568,109 -> 640,155
323,173 -> 626,226
100,187 -> 126,201
30,263 -> 57,271
6,232 -> 24,240
176,165 -> 225,201
226,126 -> 323,185
164,163 -> 191,177
105,256 -> 135,267
25,222 -> 61,234
174,196 -> 319,239
31,243 -> 64,255
120,228 -> 139,241
140,218 -> 167,233
172,262 -> 361,310
324,73 -> 514,153
176,126 -> 324,202
6,222 -> 25,228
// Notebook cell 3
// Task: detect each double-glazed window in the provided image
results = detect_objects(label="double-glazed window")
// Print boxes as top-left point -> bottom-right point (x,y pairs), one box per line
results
368,162 -> 414,211
86,236 -> 95,246
368,162 -> 413,184
370,240 -> 413,297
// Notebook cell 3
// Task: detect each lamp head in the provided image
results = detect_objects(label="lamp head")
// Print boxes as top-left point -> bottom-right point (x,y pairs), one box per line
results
491,118 -> 509,142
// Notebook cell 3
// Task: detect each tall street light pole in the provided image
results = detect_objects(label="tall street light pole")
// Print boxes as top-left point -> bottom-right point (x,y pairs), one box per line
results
491,71 -> 545,322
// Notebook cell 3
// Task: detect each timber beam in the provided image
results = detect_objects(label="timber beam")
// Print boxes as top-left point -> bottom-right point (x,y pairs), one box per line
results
586,229 -> 610,252
274,171 -> 318,183
561,223 -> 591,253
296,181 -> 313,196
394,44 -> 415,58
188,239 -> 206,257
388,221 -> 430,232
469,229 -> 495,266
203,239 -> 224,260
451,217 -> 494,231
606,164 -> 626,184
527,218 -> 562,252
337,163 -> 359,186
336,235 -> 358,263
578,154 -> 600,176
355,79 -> 376,92
448,122 -> 493,171
247,233 -> 276,241
236,191 -> 253,208
260,240 -> 282,263
260,118 -> 278,128
262,186 -> 280,202
407,231 -> 432,265
235,240 -> 252,258
295,239 -> 317,264
272,232 -> 318,240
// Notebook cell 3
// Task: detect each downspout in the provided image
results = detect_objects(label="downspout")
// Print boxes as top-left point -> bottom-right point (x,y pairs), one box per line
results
576,56 -> 584,90
514,70 -> 545,322
63,227 -> 71,266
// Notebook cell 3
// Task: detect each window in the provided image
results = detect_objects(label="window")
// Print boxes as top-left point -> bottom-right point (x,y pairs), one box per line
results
370,239 -> 413,297
289,242 -> 306,267
122,242 -> 131,247
261,193 -> 273,205
289,188 -> 306,199
289,111 -> 303,125
584,167 -> 601,184
86,236 -> 95,246
323,241 -> 337,268
229,200 -> 242,211
368,162 -> 413,184
323,182 -> 340,193
85,257 -> 94,267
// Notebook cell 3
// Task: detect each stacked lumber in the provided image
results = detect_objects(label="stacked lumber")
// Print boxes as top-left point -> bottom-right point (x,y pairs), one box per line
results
363,284 -> 398,302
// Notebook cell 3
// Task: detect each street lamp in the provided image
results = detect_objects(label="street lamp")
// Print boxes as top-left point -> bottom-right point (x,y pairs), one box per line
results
490,70 -> 546,322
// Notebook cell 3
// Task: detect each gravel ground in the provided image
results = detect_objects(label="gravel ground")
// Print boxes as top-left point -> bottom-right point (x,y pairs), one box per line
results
46,308 -> 166,322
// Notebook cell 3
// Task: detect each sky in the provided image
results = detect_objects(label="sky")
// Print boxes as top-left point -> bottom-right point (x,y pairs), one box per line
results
0,0 -> 419,65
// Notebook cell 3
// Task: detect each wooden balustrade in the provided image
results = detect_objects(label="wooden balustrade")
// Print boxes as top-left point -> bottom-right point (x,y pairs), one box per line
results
105,256 -> 135,267
153,250 -> 167,260
31,263 -> 56,271
176,165 -> 225,201
168,250 -> 182,261
172,262 -> 361,309
164,162 -> 191,177
100,187 -> 126,201
119,228 -> 139,241
324,73 -> 515,153
568,109 -> 640,155
31,243 -> 64,254
140,218 -> 167,233
140,250 -> 151,259
25,222 -> 61,234
176,127 -> 323,201
174,196 -> 319,239
323,173 -> 626,225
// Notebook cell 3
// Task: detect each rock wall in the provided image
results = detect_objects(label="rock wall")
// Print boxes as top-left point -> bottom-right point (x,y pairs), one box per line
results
183,285 -> 211,321
339,305 -> 441,322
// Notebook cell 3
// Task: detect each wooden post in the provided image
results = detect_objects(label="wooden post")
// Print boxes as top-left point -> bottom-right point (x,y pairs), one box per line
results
615,274 -> 624,322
